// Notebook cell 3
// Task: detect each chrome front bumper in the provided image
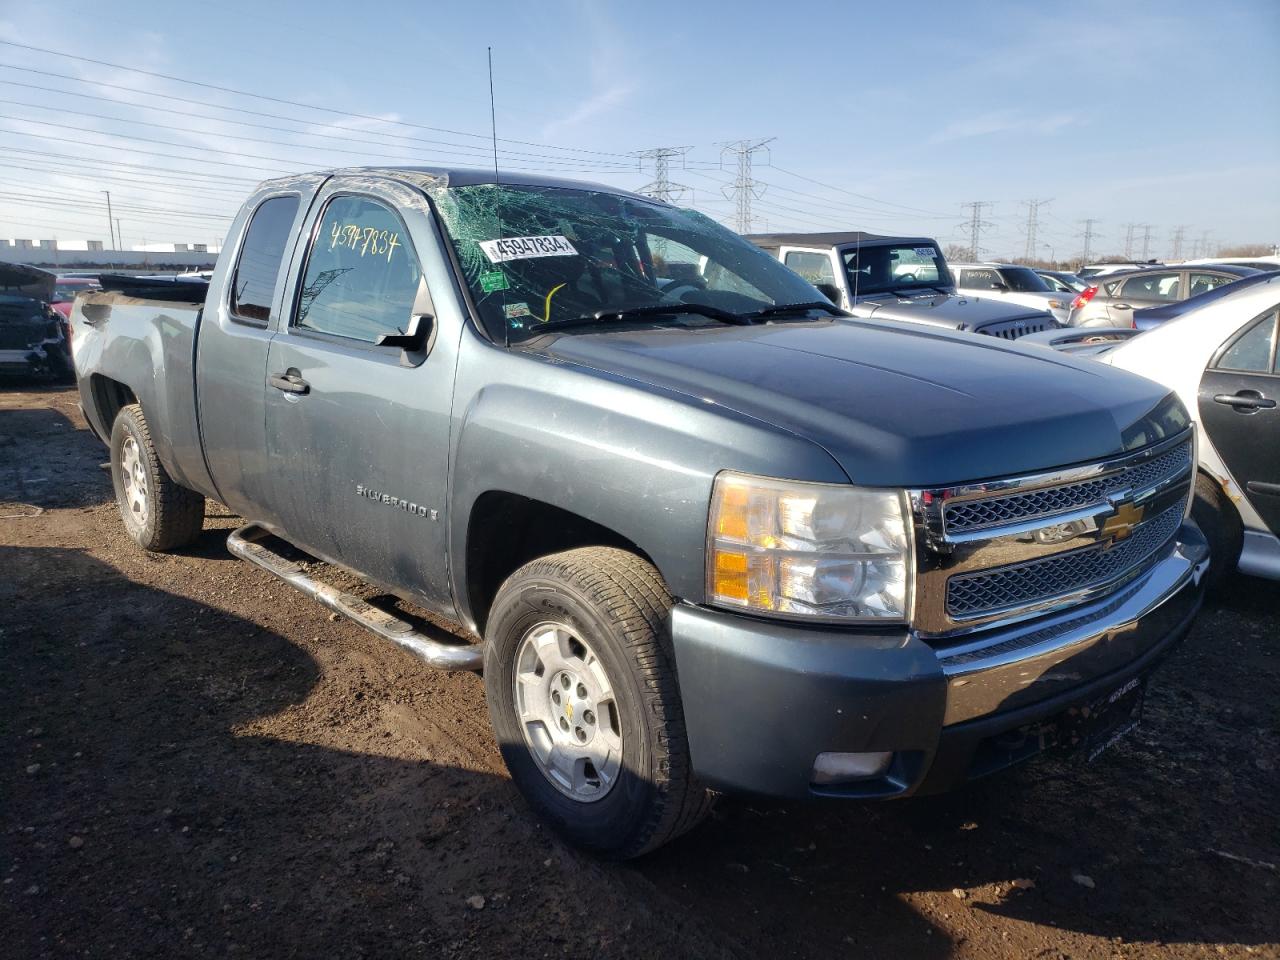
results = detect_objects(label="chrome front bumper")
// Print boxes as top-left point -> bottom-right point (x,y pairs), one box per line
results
934,528 -> 1210,724
671,522 -> 1209,800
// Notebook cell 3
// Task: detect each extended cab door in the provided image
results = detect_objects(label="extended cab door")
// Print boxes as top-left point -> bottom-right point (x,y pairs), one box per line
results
262,177 -> 457,613
197,185 -> 318,523
1197,306 -> 1280,534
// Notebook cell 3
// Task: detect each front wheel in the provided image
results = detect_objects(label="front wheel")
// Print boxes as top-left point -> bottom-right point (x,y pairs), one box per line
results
483,547 -> 711,858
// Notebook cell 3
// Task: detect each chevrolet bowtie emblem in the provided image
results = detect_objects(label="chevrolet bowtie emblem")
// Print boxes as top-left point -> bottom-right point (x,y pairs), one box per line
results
1100,501 -> 1145,547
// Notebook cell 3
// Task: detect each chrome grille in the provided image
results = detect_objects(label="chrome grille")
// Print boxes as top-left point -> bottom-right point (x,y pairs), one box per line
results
946,502 -> 1184,618
945,441 -> 1191,533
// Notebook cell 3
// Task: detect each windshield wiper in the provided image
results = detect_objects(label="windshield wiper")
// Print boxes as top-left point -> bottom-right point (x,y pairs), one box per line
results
524,302 -> 749,334
745,300 -> 849,319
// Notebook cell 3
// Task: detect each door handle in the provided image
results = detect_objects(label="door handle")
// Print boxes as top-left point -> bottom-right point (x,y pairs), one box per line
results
1112,303 -> 1132,310
1213,392 -> 1275,410
269,371 -> 310,395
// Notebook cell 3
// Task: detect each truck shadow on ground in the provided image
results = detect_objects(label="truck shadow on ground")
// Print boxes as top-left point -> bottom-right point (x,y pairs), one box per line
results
0,544 -> 738,960
2,540 -> 1274,959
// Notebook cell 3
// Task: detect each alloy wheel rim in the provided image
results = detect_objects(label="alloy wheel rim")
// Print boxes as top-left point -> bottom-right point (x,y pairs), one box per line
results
512,621 -> 623,802
120,436 -> 148,525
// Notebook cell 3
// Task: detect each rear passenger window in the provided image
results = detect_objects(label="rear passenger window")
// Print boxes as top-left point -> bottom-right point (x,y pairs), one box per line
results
1120,272 -> 1180,301
1189,272 -> 1234,297
230,195 -> 299,324
961,268 -> 1000,288
294,195 -> 422,344
784,251 -> 836,285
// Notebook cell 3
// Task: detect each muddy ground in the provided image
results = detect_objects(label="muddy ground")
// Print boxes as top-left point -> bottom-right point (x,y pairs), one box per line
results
1,383 -> 1277,960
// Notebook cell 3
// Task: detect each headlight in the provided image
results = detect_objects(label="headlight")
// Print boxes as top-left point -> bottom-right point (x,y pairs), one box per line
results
707,472 -> 913,622
1047,299 -> 1065,309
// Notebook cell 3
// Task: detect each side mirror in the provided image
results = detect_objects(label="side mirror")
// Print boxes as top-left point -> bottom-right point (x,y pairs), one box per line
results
990,282 -> 1009,292
814,282 -> 842,305
376,313 -> 435,364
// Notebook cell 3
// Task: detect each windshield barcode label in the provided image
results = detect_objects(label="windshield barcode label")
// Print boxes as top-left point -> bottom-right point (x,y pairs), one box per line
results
479,235 -> 578,263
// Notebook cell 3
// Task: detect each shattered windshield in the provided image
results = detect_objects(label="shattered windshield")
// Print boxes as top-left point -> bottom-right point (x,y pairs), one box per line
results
431,183 -> 823,341
841,243 -> 951,296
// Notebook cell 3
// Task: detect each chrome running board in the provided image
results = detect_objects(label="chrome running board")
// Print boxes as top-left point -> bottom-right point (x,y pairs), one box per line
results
227,524 -> 483,671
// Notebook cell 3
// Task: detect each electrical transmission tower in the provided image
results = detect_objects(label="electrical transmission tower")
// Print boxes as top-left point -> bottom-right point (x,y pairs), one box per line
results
1122,223 -> 1137,259
632,146 -> 692,203
1139,224 -> 1155,260
1195,230 -> 1213,258
961,201 -> 995,259
1170,225 -> 1187,260
1021,199 -> 1051,261
718,138 -> 775,233
1078,218 -> 1101,266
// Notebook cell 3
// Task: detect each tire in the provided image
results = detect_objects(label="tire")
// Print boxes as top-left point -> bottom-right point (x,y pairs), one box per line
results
1191,472 -> 1242,590
110,403 -> 205,551
483,547 -> 711,859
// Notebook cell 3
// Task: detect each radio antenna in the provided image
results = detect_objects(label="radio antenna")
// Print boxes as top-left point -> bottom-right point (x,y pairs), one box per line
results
487,47 -> 500,185
487,46 -> 510,347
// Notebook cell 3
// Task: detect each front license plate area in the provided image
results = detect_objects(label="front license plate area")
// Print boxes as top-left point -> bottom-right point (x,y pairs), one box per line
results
1060,676 -> 1146,762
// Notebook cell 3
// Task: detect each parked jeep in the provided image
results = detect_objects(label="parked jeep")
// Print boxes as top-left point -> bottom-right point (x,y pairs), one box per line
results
749,232 -> 1059,340
73,167 -> 1207,858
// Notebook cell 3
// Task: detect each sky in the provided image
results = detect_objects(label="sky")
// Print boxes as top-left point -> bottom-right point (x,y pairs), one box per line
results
0,0 -> 1276,259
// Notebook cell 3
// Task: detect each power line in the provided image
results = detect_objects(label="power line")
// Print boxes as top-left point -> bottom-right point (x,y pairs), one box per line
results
768,164 -> 955,219
0,91 -> 639,172
718,138 -> 774,233
632,147 -> 692,203
0,40 -> 634,160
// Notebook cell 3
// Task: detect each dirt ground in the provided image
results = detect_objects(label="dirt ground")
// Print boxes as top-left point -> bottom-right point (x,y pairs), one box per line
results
2,383 -> 1277,960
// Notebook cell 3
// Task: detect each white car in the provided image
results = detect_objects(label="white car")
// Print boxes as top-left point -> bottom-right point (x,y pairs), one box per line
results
1101,275 -> 1280,582
950,262 -> 1070,323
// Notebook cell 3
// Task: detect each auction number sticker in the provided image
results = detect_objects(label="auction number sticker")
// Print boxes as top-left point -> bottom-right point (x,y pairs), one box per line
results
479,235 -> 578,263
913,247 -> 936,258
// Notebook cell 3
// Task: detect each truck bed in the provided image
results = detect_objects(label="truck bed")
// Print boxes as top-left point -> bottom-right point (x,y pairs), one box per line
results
70,289 -> 209,495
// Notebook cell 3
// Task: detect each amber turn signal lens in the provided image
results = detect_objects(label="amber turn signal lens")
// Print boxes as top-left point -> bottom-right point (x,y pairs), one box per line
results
711,549 -> 749,602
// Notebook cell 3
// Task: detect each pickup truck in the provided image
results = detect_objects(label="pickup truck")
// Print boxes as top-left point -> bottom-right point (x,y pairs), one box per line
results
748,232 -> 1060,340
72,166 -> 1209,859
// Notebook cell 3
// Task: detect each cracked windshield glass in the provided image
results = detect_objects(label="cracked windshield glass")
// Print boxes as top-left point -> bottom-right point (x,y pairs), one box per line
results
431,183 -> 824,341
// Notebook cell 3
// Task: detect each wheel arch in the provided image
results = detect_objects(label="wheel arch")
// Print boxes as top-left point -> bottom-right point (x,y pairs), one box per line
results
86,374 -> 138,439
462,490 -> 661,635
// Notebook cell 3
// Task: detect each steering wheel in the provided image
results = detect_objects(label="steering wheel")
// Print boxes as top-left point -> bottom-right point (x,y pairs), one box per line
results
659,277 -> 707,299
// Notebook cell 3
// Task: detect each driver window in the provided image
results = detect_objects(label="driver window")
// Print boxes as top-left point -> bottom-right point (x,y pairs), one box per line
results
294,195 -> 422,344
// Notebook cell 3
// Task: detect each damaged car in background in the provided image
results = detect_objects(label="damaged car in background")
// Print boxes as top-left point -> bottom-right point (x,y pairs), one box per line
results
0,263 -> 74,381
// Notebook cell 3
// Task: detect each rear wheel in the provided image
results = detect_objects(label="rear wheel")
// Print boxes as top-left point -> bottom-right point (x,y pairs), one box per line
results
483,547 -> 711,858
110,404 -> 205,551
1191,472 -> 1243,589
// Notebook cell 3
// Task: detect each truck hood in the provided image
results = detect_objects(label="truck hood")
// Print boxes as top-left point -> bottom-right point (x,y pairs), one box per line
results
533,319 -> 1181,487
851,291 -> 1053,329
